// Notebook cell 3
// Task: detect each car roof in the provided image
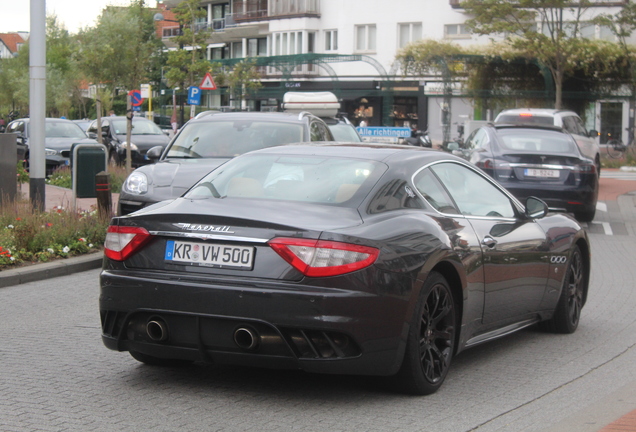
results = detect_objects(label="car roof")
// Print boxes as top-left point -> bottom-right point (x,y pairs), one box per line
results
244,142 -> 452,163
496,108 -> 578,117
12,117 -> 76,123
104,116 -> 154,121
492,123 -> 567,133
191,111 -> 321,124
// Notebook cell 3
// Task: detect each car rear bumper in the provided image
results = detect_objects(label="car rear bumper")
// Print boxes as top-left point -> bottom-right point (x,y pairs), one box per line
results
100,270 -> 410,376
499,181 -> 598,213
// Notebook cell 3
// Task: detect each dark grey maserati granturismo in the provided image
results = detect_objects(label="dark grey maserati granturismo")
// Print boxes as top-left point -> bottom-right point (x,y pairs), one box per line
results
100,143 -> 591,395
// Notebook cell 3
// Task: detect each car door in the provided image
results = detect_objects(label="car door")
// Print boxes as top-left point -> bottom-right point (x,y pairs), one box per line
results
429,161 -> 550,325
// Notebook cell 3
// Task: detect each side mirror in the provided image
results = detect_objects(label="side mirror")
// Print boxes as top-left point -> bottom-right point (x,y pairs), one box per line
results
588,129 -> 598,138
87,132 -> 97,139
101,131 -> 108,137
525,196 -> 548,219
447,142 -> 460,151
146,145 -> 163,162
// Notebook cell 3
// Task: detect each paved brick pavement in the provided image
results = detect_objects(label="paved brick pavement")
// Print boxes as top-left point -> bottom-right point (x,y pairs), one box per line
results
2,170 -> 636,431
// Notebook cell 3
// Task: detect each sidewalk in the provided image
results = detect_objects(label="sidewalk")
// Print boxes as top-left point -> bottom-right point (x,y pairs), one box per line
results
18,183 -> 120,212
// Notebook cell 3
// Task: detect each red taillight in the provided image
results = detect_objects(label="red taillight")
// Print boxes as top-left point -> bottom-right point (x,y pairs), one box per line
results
104,225 -> 152,261
572,163 -> 597,174
268,238 -> 379,277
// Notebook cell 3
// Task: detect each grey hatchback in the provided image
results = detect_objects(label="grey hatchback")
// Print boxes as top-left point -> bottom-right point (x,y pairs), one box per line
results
118,111 -> 334,215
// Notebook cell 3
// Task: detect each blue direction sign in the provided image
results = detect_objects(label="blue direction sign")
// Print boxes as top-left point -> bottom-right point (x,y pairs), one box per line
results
356,127 -> 411,143
188,86 -> 201,106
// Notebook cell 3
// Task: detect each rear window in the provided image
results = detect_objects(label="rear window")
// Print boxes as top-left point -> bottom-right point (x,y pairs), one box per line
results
496,114 -> 553,126
167,121 -> 304,158
185,153 -> 385,205
328,124 -> 362,142
496,129 -> 578,154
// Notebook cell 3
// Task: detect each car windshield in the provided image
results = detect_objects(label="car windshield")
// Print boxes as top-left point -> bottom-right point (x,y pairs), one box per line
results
497,129 -> 578,154
111,119 -> 164,135
496,114 -> 553,126
185,153 -> 383,205
328,124 -> 362,142
45,121 -> 87,139
166,121 -> 305,158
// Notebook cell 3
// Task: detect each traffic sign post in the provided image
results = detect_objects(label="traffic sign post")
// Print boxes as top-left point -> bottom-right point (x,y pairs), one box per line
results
128,90 -> 144,107
200,73 -> 217,90
188,86 -> 201,105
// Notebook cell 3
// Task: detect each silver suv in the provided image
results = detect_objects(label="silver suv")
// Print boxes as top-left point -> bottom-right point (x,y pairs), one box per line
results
495,108 -> 600,175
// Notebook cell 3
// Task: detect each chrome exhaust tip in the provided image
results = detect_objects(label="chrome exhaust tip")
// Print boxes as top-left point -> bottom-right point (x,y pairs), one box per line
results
234,327 -> 260,350
146,319 -> 168,342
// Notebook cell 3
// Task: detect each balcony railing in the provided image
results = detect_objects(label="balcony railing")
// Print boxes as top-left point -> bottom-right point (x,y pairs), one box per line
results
451,0 -> 628,8
233,0 -> 320,21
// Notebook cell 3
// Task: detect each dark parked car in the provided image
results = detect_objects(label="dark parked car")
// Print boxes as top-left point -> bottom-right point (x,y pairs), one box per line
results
87,116 -> 170,167
101,143 -> 590,395
450,124 -> 599,222
5,117 -> 98,175
117,111 -> 334,215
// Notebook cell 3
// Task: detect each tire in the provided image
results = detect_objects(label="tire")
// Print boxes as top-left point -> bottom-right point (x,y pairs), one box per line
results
393,272 -> 456,395
595,155 -> 601,178
540,246 -> 586,334
129,351 -> 192,367
574,207 -> 596,222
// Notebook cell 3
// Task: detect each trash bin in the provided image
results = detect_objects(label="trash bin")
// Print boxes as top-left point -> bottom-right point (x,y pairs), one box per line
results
71,143 -> 108,199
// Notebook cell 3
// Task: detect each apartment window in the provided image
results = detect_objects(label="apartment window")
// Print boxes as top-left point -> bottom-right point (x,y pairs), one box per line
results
398,23 -> 422,48
445,24 -> 470,39
231,41 -> 243,58
355,24 -> 376,52
600,25 -> 615,41
325,30 -> 338,51
272,31 -> 305,55
248,38 -> 267,57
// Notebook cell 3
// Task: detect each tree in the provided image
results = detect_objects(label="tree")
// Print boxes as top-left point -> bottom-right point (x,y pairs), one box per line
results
594,4 -> 636,143
164,0 -> 211,90
76,0 -> 161,113
462,0 -> 594,109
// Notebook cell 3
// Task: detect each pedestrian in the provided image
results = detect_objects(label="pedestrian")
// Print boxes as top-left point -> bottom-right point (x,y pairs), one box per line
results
109,110 -> 116,117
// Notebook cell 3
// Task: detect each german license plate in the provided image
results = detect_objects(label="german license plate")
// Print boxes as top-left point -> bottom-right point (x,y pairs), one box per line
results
524,168 -> 559,178
165,240 -> 254,268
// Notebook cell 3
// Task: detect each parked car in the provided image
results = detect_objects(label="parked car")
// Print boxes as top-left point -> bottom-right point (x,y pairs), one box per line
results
101,143 -> 590,395
450,124 -> 598,221
5,117 -> 98,175
494,108 -> 601,175
87,116 -> 170,167
117,111 -> 335,215
72,119 -> 92,132
282,91 -> 362,141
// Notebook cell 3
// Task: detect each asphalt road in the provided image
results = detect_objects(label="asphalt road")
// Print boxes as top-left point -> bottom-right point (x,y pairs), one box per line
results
1,172 -> 636,432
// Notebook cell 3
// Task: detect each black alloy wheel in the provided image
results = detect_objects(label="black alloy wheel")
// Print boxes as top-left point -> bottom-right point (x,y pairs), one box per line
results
394,272 -> 456,395
540,245 -> 585,334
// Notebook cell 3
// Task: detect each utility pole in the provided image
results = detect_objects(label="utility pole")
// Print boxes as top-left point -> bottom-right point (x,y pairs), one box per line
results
29,0 -> 46,211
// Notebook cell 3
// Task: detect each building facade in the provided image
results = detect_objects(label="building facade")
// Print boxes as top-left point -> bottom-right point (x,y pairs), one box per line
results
157,0 -> 634,144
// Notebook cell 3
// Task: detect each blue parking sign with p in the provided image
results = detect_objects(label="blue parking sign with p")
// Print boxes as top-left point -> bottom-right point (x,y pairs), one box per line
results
188,86 -> 201,106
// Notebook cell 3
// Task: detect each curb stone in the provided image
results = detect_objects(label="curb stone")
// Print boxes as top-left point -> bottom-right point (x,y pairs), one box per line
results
0,252 -> 103,289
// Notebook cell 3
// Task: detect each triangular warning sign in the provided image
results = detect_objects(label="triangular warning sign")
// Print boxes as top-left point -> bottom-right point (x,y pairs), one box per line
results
200,72 -> 217,90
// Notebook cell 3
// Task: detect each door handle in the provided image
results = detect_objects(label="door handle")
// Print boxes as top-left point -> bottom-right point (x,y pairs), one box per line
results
482,236 -> 497,248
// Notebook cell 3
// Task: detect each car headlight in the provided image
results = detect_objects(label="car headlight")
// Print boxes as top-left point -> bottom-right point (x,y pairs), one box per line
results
45,148 -> 58,156
121,142 -> 139,151
123,172 -> 148,195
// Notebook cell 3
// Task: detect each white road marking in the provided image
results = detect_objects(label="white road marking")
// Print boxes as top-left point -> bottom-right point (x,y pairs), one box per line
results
592,221 -> 613,235
596,201 -> 607,212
